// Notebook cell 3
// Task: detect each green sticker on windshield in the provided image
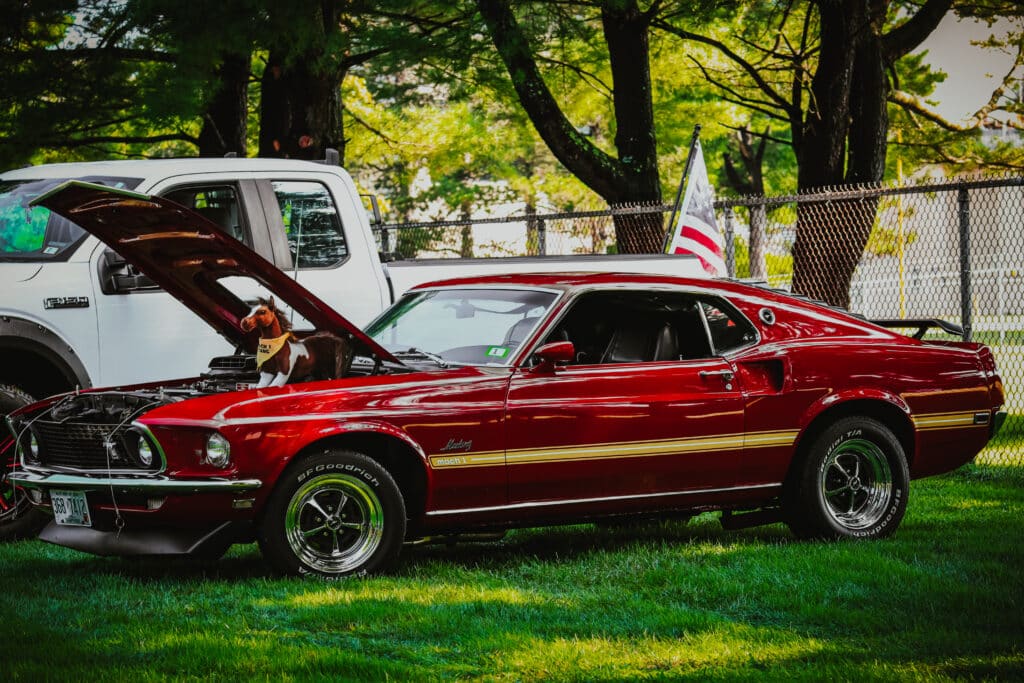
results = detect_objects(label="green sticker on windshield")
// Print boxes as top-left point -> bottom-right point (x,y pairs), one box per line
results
485,346 -> 510,359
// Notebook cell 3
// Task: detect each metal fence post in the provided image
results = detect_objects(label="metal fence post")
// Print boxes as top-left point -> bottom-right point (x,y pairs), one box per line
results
380,226 -> 390,256
958,186 -> 973,341
538,218 -> 547,256
724,207 -> 736,278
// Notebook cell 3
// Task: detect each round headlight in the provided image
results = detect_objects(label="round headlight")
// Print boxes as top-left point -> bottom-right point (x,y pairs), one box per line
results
136,438 -> 154,467
205,433 -> 231,468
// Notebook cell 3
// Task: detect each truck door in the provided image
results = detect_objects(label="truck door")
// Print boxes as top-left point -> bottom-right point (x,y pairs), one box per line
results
252,176 -> 391,328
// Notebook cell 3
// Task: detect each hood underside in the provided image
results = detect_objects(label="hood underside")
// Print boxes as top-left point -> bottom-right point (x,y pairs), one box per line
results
34,181 -> 399,364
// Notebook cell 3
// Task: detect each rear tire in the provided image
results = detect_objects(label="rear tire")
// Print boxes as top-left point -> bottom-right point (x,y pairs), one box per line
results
786,417 -> 909,540
0,384 -> 49,542
258,450 -> 406,579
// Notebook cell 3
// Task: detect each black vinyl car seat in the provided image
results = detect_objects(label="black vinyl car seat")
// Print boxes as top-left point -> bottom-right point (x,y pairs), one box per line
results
600,320 -> 679,363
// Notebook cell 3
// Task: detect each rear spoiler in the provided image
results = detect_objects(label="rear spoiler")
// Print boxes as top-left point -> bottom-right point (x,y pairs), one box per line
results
871,318 -> 964,339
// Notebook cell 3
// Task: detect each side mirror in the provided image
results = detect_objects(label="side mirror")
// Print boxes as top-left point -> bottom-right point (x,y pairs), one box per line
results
530,340 -> 574,373
97,248 -> 158,294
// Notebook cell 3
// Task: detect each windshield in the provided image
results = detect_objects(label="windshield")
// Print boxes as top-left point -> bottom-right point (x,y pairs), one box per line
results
0,176 -> 142,261
366,287 -> 559,366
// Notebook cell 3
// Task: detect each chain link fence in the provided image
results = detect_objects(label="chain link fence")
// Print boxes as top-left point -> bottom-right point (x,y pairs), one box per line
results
378,175 -> 1023,467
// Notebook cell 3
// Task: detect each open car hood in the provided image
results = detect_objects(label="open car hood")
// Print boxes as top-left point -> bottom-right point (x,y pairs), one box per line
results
34,181 -> 400,364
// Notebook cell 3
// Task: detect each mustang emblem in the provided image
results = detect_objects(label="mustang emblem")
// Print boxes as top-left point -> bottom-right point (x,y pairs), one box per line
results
439,438 -> 472,453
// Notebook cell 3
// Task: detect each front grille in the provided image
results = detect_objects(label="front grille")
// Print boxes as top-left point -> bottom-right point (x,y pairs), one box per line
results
32,420 -> 154,472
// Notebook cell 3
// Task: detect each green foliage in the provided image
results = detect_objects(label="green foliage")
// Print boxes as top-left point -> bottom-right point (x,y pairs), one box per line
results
731,234 -> 794,280
1,468 -> 1022,679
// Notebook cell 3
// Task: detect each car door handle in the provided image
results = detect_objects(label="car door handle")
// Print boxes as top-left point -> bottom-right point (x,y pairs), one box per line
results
699,370 -> 735,381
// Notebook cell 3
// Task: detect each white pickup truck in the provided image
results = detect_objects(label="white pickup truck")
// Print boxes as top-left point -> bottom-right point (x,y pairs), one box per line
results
0,156 -> 703,409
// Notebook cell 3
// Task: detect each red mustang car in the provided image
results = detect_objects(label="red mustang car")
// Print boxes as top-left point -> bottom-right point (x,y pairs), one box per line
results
6,183 -> 1006,579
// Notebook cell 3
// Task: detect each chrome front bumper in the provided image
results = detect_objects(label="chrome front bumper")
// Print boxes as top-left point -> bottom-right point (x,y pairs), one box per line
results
9,469 -> 262,494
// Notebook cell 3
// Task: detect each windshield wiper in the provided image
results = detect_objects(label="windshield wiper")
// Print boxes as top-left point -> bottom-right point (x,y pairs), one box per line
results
392,347 -> 449,368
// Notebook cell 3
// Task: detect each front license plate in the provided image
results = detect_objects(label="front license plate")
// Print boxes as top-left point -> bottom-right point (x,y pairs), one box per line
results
51,489 -> 92,527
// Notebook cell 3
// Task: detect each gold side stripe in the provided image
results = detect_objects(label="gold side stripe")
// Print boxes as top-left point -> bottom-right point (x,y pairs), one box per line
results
428,430 -> 798,469
909,409 -> 992,433
912,410 -> 986,431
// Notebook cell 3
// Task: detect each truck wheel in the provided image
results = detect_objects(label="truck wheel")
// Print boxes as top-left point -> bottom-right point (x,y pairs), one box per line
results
0,384 -> 49,542
258,450 -> 406,579
786,416 -> 909,540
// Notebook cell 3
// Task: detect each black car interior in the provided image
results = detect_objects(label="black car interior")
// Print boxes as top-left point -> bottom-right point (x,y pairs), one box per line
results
541,290 -> 755,365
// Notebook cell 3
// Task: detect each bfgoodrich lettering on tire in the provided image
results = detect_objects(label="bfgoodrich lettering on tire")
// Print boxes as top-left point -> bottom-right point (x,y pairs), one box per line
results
786,416 -> 909,540
258,450 -> 406,578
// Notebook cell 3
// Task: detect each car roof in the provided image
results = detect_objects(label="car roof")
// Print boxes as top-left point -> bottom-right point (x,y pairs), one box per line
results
410,271 -> 873,326
411,271 -> 764,298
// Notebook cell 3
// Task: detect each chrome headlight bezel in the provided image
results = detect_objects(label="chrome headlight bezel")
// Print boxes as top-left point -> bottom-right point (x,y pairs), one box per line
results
122,427 -> 157,469
204,432 -> 231,468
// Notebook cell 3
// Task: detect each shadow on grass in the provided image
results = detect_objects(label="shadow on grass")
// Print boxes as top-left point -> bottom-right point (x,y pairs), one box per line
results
2,471 -> 1022,679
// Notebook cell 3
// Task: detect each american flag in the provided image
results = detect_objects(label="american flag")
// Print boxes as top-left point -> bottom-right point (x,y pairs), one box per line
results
665,138 -> 726,276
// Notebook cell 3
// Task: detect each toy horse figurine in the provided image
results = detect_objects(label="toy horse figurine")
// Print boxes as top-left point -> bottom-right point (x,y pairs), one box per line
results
239,297 -> 353,388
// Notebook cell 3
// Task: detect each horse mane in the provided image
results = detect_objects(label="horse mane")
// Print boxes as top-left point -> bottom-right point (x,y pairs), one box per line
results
258,297 -> 292,333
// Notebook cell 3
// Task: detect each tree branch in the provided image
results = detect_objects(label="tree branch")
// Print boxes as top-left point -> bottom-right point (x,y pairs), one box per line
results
17,46 -> 176,63
343,107 -> 397,146
476,0 -> 626,199
688,57 -> 791,121
889,37 -> 1024,131
882,0 -> 954,62
536,54 -> 613,99
53,133 -> 199,146
653,19 -> 795,115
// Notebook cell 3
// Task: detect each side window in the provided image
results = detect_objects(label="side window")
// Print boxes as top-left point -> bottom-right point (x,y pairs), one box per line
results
163,185 -> 247,246
272,181 -> 348,268
699,299 -> 757,354
541,291 -> 715,365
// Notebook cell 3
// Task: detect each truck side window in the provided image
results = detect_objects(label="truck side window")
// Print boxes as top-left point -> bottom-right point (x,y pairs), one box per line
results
163,186 -> 248,246
272,181 -> 348,268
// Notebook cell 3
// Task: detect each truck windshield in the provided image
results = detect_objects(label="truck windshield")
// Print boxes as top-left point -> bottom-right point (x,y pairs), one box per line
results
366,287 -> 559,366
0,176 -> 142,262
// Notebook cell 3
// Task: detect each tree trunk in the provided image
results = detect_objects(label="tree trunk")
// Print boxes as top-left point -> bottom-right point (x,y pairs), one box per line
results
258,49 -> 344,161
477,0 -> 663,252
198,52 -> 250,157
723,127 -> 768,280
792,1 -> 866,306
459,203 -> 474,257
748,204 -> 767,280
791,0 -> 946,308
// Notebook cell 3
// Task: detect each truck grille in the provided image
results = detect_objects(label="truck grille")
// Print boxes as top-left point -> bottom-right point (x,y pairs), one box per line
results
32,420 -> 153,472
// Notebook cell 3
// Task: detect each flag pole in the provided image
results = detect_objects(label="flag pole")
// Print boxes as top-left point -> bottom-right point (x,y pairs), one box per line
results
662,124 -> 702,252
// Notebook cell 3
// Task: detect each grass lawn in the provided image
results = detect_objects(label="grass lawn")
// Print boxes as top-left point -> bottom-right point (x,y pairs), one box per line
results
2,466 -> 1022,681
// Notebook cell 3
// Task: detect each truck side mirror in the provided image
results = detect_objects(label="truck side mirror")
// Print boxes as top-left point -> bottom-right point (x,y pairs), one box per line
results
360,194 -> 383,227
97,248 -> 158,294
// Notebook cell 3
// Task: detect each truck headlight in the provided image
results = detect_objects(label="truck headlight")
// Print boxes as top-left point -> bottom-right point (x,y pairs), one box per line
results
205,433 -> 231,468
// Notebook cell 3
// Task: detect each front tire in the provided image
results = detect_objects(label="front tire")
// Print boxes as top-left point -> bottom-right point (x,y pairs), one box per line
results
258,450 -> 406,579
0,384 -> 49,542
786,417 -> 909,540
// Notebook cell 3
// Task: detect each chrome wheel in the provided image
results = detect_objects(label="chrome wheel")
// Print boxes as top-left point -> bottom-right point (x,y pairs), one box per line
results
820,438 -> 893,531
285,473 -> 385,575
